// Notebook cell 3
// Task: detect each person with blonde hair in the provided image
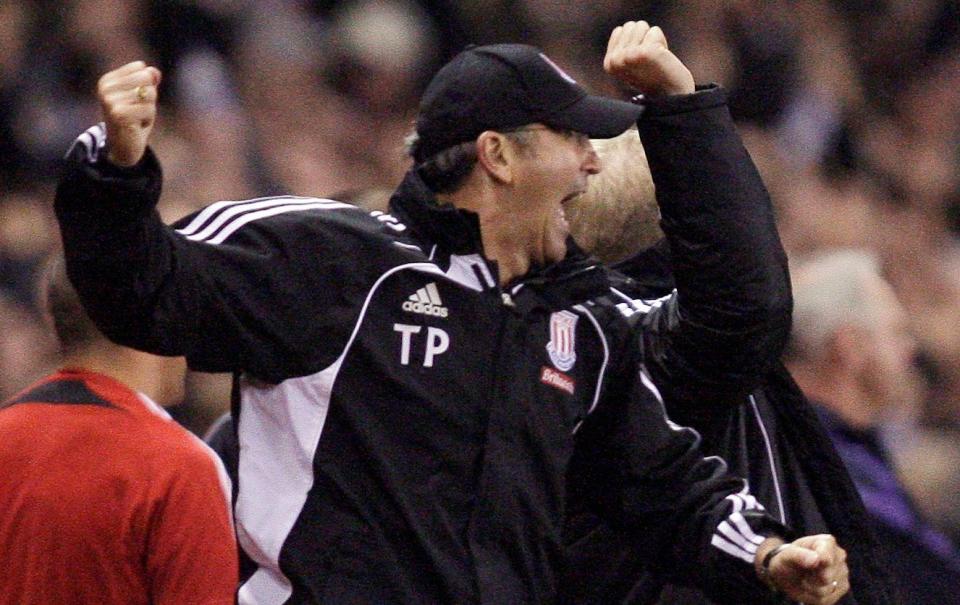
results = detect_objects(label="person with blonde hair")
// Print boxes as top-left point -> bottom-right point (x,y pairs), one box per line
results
561,121 -> 894,604
566,127 -> 662,265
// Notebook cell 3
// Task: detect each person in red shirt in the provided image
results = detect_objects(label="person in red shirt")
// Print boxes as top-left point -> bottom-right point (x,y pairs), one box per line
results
0,256 -> 238,605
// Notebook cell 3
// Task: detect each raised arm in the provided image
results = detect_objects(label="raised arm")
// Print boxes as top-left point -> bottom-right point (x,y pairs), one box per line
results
604,22 -> 792,409
55,60 -> 192,363
55,63 -> 378,381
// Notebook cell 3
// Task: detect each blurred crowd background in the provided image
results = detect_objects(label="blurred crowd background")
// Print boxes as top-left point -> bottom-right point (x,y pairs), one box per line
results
1,0 -> 959,541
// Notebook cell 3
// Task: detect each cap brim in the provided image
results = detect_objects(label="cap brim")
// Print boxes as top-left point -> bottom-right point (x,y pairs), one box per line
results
542,94 -> 643,139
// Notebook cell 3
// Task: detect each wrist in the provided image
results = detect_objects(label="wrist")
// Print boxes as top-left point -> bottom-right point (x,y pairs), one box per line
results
106,148 -> 146,168
755,538 -> 790,592
630,84 -> 725,117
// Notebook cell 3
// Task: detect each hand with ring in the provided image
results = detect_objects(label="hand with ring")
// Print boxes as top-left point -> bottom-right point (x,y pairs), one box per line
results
95,61 -> 162,167
755,535 -> 850,604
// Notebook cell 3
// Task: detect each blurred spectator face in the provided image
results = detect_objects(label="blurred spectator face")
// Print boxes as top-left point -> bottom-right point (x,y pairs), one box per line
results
0,191 -> 57,264
333,0 -> 437,111
777,171 -> 880,255
792,249 -> 926,423
0,2 -> 28,81
0,189 -> 58,310
67,0 -> 149,67
858,272 -> 923,417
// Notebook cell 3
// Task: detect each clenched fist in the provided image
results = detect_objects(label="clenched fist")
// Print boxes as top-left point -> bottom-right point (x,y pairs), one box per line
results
603,21 -> 695,97
757,535 -> 850,605
97,61 -> 162,167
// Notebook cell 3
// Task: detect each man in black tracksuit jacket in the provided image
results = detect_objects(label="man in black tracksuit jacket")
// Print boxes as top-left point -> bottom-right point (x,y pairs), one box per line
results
54,24 -> 848,605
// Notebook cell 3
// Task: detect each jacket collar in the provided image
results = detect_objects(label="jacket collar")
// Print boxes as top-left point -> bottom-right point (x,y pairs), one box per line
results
388,168 -> 486,256
509,240 -> 611,313
388,170 -> 607,307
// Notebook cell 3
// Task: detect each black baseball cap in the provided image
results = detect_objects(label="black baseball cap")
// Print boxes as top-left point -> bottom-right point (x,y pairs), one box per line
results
413,44 -> 643,162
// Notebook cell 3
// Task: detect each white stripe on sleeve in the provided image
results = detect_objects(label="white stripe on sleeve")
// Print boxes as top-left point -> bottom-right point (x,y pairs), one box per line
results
711,534 -> 756,564
717,520 -> 762,554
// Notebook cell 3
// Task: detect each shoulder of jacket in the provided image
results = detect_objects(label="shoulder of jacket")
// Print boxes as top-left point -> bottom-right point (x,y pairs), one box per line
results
170,196 -> 370,238
170,197 -> 428,255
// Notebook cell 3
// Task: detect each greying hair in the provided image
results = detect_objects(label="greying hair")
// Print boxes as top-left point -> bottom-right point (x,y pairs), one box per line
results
406,135 -> 479,194
788,249 -> 886,361
405,129 -> 536,194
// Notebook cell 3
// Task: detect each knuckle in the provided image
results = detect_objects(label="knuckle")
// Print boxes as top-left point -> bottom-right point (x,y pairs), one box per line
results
625,48 -> 648,63
107,107 -> 127,122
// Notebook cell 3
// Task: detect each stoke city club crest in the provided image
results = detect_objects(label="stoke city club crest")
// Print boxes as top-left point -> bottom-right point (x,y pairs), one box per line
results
546,310 -> 578,372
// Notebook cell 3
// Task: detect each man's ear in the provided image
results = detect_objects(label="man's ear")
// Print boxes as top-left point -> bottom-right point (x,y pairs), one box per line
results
476,131 -> 514,184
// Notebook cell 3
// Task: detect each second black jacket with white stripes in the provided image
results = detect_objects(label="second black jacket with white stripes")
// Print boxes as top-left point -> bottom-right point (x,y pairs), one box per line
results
562,242 -> 897,605
56,86 -> 787,604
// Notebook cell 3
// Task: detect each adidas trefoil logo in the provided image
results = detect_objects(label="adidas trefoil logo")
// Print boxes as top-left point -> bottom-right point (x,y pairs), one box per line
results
402,282 -> 449,318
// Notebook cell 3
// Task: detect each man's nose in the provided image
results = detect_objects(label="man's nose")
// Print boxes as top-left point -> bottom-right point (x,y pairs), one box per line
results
583,143 -> 601,175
